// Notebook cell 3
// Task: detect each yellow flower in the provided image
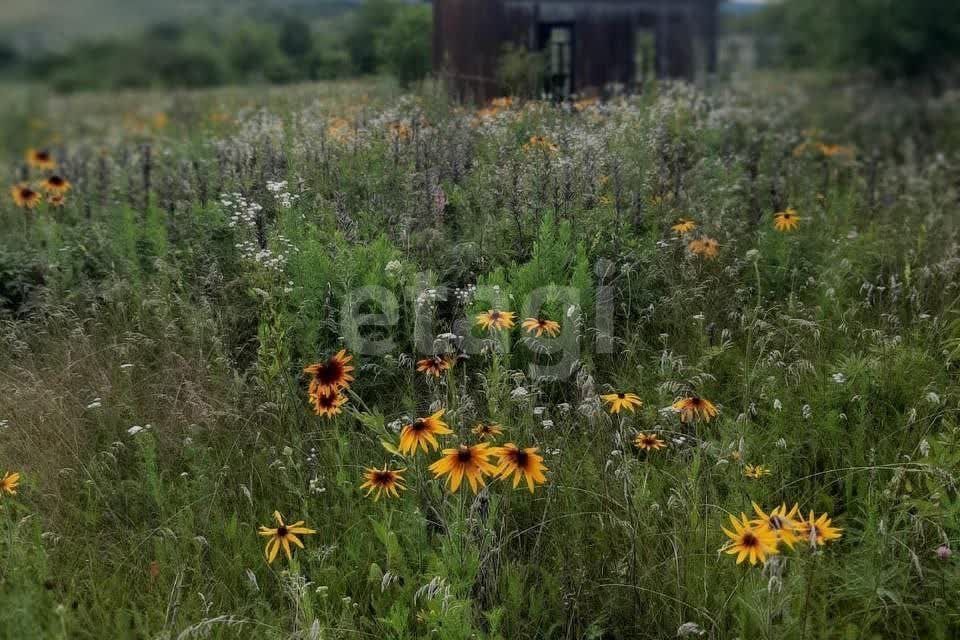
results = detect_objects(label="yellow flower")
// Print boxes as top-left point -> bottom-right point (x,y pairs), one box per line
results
10,184 -> 41,209
722,512 -> 779,565
796,511 -> 843,547
26,149 -> 56,170
310,388 -> 347,418
257,511 -> 316,564
472,423 -> 504,440
304,350 -> 355,396
688,237 -> 720,259
671,218 -> 697,235
399,410 -> 452,455
634,432 -> 666,451
42,175 -> 71,195
521,317 -> 561,337
773,208 -> 800,232
523,136 -> 558,154
672,396 -> 718,423
492,443 -> 548,493
751,502 -> 801,549
48,194 -> 67,208
429,442 -> 498,494
601,392 -> 643,414
360,465 -> 407,501
0,471 -> 21,496
743,464 -> 771,479
475,310 -> 515,331
416,355 -> 452,378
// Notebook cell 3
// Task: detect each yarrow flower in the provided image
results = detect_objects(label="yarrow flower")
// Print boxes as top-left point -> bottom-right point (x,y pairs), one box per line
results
257,511 -> 316,564
476,310 -> 515,331
773,208 -> 800,232
429,442 -> 498,493
600,392 -> 643,414
360,465 -> 407,501
521,317 -> 561,337
399,410 -> 452,454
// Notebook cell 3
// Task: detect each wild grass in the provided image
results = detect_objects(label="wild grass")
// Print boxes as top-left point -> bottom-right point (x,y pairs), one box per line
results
1,75 -> 959,639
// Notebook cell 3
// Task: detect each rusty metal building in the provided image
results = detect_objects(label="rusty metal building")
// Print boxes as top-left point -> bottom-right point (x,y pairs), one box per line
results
433,0 -> 720,101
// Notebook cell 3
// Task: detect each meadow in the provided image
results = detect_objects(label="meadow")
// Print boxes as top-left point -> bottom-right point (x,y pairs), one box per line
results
1,75 -> 960,639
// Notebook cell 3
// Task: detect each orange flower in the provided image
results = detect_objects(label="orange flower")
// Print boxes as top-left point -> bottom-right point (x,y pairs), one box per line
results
304,350 -> 355,396
521,317 -> 561,337
416,355 -> 452,378
429,442 -> 498,493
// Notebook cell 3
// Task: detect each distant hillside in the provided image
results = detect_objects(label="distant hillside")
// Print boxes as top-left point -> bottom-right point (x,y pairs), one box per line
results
0,0 -> 362,51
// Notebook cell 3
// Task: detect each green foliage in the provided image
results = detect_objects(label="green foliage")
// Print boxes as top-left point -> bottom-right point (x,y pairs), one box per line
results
496,43 -> 545,98
767,0 -> 960,86
1,76 -> 960,639
378,4 -> 432,88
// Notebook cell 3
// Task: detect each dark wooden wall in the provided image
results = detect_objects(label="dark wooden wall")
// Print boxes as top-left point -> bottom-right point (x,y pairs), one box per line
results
434,0 -> 715,102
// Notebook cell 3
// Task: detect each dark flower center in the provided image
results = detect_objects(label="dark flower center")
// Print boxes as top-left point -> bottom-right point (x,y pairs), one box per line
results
411,419 -> 426,432
490,311 -> 500,320
617,393 -> 625,399
742,532 -> 758,548
514,450 -> 529,467
457,447 -> 473,462
769,516 -> 783,530
49,176 -> 64,186
374,471 -> 392,485
277,526 -> 288,537
314,360 -> 344,385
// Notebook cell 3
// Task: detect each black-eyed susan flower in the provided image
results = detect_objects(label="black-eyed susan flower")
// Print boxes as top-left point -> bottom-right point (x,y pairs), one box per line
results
10,184 -> 41,209
492,443 -> 547,492
0,471 -> 20,496
304,350 -> 355,397
671,218 -> 697,235
688,237 -> 720,259
472,422 -> 503,440
634,432 -> 666,451
773,208 -> 800,232
42,175 -> 71,195
521,317 -> 560,337
672,396 -> 718,423
429,442 -> 498,494
399,410 -> 452,455
722,512 -> 779,566
48,194 -> 66,208
523,136 -> 558,154
26,149 -> 56,170
751,502 -> 801,549
797,511 -> 842,547
416,355 -> 451,378
360,465 -> 407,501
310,388 -> 347,418
257,511 -> 316,564
601,392 -> 643,414
743,464 -> 771,479
475,310 -> 515,331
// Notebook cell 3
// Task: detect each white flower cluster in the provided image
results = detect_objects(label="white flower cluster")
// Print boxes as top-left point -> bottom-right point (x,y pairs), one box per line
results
266,180 -> 301,209
219,192 -> 263,228
234,235 -> 299,271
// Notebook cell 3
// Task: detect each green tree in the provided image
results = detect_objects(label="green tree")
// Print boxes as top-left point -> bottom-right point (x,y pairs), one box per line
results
344,0 -> 400,74
769,0 -> 960,88
379,5 -> 432,87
